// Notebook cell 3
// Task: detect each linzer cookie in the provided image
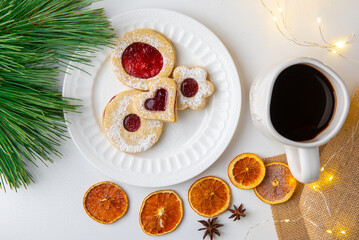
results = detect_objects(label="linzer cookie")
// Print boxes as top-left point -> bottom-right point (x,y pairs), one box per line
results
102,90 -> 163,153
173,66 -> 214,110
133,77 -> 177,123
112,29 -> 175,90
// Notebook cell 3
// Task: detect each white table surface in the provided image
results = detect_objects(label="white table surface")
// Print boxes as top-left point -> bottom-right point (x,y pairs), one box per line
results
1,1 -> 358,240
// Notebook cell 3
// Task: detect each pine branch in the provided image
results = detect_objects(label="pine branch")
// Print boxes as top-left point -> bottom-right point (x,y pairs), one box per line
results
0,0 -> 115,190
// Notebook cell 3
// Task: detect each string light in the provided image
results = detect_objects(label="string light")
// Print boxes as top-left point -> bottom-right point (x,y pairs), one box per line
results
244,199 -> 315,240
334,41 -> 346,49
321,110 -> 359,170
245,171 -> 337,238
260,0 -> 359,63
243,15 -> 359,234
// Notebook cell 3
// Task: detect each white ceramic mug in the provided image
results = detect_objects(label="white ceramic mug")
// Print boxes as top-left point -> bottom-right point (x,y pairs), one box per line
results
249,57 -> 349,183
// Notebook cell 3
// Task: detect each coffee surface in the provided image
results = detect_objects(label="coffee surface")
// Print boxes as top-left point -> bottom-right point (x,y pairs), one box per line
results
270,64 -> 335,141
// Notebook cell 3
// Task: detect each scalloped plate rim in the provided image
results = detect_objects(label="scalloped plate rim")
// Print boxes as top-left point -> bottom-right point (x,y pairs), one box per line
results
62,8 -> 241,187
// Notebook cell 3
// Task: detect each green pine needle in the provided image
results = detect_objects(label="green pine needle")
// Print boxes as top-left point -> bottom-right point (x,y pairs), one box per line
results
0,0 -> 115,191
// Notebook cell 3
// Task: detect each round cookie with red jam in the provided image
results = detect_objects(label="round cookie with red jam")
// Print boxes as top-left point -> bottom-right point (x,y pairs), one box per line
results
133,78 -> 177,123
173,66 -> 215,110
102,90 -> 163,153
112,29 -> 175,91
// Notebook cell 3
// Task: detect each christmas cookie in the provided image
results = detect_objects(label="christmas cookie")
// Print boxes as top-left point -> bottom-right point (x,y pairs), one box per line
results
112,29 -> 175,91
173,66 -> 214,110
102,90 -> 163,153
133,77 -> 177,123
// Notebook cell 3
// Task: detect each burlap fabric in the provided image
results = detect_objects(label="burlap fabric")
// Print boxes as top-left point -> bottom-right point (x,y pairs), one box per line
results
266,87 -> 359,240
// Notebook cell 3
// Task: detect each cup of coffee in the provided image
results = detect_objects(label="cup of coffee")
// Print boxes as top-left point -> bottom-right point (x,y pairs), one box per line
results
250,57 -> 349,183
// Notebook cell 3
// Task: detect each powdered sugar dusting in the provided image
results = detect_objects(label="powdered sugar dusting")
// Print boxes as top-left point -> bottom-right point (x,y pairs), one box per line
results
111,29 -> 175,90
174,66 -> 214,110
134,78 -> 177,122
113,32 -> 165,58
104,93 -> 163,153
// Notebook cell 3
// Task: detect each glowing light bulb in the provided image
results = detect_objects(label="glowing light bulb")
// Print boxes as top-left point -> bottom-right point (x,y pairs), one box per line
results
313,185 -> 317,190
317,17 -> 321,24
329,176 -> 333,181
273,16 -> 277,22
284,219 -> 290,222
321,167 -> 324,172
278,8 -> 283,13
341,231 -> 346,235
326,230 -> 332,234
332,50 -> 337,54
334,41 -> 346,49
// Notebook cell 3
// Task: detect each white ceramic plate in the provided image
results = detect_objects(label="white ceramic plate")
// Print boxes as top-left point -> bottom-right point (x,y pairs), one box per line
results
63,9 -> 241,187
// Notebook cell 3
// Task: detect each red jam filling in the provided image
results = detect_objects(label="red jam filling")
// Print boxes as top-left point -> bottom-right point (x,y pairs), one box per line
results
103,96 -> 117,118
144,88 -> 167,111
122,42 -> 163,79
108,95 -> 117,103
123,114 -> 141,132
180,78 -> 198,97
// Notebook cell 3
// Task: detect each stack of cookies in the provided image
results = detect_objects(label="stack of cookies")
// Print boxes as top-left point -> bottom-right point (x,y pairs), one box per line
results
102,29 -> 214,153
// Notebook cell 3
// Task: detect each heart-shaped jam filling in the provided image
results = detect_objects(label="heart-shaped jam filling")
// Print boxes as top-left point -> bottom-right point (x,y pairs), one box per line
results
180,78 -> 199,97
144,88 -> 167,111
122,42 -> 163,79
123,114 -> 141,132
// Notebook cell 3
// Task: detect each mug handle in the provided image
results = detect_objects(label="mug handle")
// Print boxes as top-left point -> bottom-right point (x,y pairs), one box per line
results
284,145 -> 320,183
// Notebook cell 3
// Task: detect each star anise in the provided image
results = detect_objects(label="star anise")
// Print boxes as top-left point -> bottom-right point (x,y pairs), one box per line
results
198,217 -> 223,240
228,204 -> 246,221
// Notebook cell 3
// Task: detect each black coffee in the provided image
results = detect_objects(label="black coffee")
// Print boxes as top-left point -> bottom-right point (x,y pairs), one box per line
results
270,64 -> 335,141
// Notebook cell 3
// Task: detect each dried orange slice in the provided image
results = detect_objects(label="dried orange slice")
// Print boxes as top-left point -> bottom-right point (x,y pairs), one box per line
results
228,153 -> 266,189
188,176 -> 231,218
139,190 -> 183,236
254,162 -> 297,204
83,181 -> 128,224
